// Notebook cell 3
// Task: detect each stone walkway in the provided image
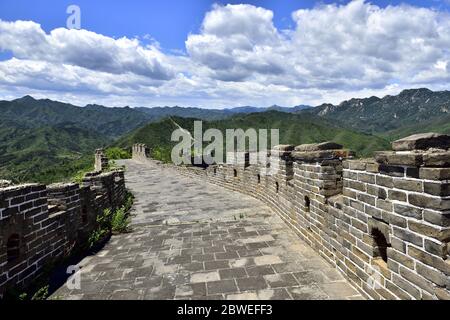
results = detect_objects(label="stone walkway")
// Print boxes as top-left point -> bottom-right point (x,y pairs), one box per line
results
51,160 -> 363,300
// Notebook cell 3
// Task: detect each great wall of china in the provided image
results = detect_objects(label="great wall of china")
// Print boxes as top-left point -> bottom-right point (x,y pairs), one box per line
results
0,133 -> 449,300
133,133 -> 450,300
0,150 -> 126,297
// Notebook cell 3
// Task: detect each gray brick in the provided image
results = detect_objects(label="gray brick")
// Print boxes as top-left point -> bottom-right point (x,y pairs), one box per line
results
207,280 -> 238,295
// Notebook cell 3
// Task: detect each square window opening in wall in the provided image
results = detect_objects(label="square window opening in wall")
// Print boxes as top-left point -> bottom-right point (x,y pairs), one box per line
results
371,228 -> 390,263
369,218 -> 391,265
304,195 -> 311,212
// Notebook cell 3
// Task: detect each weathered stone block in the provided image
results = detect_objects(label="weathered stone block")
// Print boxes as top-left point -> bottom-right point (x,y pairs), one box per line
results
419,168 -> 450,180
424,239 -> 448,258
405,167 -> 420,179
343,170 -> 358,180
392,273 -> 421,299
394,203 -> 423,219
387,258 -> 400,273
408,246 -> 450,276
386,279 -> 412,300
367,185 -> 387,200
295,142 -> 343,152
423,210 -> 450,227
424,182 -> 450,197
399,265 -> 435,295
422,151 -> 450,167
382,212 -> 406,228
366,162 -> 379,173
348,180 -> 366,192
408,220 -> 450,242
357,193 -> 376,206
343,188 -> 357,199
393,227 -> 423,247
435,287 -> 450,300
19,201 -> 33,212
390,237 -> 406,253
351,218 -> 368,233
380,164 -> 406,177
352,246 -> 370,263
293,149 -> 353,162
408,194 -> 450,211
376,198 -> 393,212
393,179 -> 422,192
375,152 -> 423,167
365,205 -> 382,220
392,133 -> 450,151
376,175 -> 394,188
358,173 -> 375,184
388,190 -> 407,202
347,160 -> 367,171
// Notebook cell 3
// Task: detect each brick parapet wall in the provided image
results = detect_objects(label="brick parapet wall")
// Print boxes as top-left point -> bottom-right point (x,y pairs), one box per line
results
0,166 -> 126,297
132,139 -> 450,300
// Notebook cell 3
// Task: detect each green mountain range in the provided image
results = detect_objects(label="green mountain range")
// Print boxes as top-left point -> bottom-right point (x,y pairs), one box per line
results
116,111 -> 391,161
0,120 -> 110,183
134,104 -> 311,120
302,88 -> 450,134
1,88 -> 450,184
0,96 -> 152,138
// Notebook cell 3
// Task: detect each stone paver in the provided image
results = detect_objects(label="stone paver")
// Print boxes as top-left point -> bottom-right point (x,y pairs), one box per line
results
51,160 -> 363,300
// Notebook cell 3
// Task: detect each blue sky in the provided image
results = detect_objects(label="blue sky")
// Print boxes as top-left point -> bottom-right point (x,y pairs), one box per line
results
0,0 -> 449,107
1,0 -> 448,51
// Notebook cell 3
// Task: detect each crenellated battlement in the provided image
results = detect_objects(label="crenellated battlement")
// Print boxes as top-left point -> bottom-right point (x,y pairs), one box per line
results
132,143 -> 150,162
94,148 -> 109,172
0,151 -> 126,297
132,132 -> 450,300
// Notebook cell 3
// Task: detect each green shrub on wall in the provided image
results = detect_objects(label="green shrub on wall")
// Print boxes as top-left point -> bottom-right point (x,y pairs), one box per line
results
105,147 -> 131,160
88,190 -> 134,248
151,146 -> 172,163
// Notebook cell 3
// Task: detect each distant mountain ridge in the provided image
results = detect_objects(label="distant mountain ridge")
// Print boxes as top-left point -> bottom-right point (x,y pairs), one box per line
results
301,88 -> 450,133
0,96 -> 152,138
134,104 -> 312,120
0,96 -> 312,131
116,111 -> 390,160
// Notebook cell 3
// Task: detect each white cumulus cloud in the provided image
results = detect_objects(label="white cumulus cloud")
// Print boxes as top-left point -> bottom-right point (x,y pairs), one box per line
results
0,20 -> 175,80
0,1 -> 449,107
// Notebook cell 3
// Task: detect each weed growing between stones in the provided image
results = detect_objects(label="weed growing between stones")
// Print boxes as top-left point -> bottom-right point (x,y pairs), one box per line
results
88,208 -> 113,249
88,190 -> 134,248
72,167 -> 93,184
111,207 -> 129,234
4,283 -> 49,301
31,285 -> 49,300
2,257 -> 61,300
233,213 -> 247,220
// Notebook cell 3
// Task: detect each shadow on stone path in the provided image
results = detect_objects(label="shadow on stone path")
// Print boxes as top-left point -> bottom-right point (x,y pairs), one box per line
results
51,160 -> 363,300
